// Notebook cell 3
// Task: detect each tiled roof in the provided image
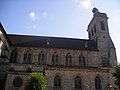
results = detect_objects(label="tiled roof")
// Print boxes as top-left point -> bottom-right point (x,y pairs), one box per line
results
8,34 -> 98,51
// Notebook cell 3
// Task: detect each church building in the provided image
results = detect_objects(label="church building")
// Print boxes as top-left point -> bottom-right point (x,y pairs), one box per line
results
0,8 -> 117,90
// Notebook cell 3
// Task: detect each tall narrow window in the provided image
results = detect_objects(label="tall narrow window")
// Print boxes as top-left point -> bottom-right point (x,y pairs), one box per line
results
95,75 -> 101,89
100,21 -> 105,30
66,53 -> 72,66
54,75 -> 61,89
94,25 -> 96,33
52,52 -> 59,65
10,49 -> 18,63
89,33 -> 91,40
23,50 -> 32,64
91,28 -> 94,36
102,56 -> 110,67
79,54 -> 85,67
75,76 -> 82,89
38,51 -> 45,64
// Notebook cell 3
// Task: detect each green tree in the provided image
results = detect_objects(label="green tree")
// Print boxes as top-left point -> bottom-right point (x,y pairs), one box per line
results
24,72 -> 46,90
112,64 -> 120,89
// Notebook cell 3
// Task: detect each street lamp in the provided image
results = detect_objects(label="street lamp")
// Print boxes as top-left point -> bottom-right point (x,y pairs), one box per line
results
107,83 -> 112,90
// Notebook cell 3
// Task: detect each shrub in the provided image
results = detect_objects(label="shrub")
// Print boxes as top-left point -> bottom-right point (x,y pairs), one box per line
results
24,72 -> 46,90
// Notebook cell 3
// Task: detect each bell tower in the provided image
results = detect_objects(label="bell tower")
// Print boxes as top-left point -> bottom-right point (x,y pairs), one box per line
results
87,7 -> 117,66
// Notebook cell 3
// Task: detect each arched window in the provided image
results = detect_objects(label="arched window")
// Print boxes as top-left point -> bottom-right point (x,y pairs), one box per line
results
79,54 -> 85,67
95,75 -> 101,89
100,21 -> 105,30
38,51 -> 45,64
54,75 -> 61,89
75,76 -> 82,89
66,53 -> 72,66
10,49 -> 18,63
23,50 -> 32,64
52,52 -> 59,65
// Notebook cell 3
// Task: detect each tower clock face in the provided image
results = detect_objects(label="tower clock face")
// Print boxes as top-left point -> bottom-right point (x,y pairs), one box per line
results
13,77 -> 23,87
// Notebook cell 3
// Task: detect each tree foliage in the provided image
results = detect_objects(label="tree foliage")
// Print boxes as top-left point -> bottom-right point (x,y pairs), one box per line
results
24,72 -> 46,90
112,64 -> 120,89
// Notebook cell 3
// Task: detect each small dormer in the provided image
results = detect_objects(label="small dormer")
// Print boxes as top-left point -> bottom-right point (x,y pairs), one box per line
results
84,41 -> 88,48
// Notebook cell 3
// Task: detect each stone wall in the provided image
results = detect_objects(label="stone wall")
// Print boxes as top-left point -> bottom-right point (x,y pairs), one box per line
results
5,67 -> 111,90
10,47 -> 101,67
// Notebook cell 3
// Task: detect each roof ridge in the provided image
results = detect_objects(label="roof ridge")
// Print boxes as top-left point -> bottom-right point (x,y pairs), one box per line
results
8,34 -> 91,41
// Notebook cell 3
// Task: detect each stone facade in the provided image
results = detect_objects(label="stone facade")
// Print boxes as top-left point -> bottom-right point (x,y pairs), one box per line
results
0,24 -> 10,90
0,8 -> 117,90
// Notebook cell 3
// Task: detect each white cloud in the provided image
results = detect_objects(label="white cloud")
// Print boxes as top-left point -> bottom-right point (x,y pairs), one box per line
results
29,12 -> 38,21
81,0 -> 91,9
29,11 -> 47,21
43,12 -> 47,16
75,0 -> 79,2
75,0 -> 92,9
27,11 -> 48,31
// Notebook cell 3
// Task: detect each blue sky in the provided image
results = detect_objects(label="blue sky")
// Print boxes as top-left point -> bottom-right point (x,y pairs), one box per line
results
0,0 -> 120,62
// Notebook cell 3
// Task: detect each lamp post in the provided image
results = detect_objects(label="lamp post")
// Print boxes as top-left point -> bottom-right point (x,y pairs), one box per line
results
107,83 -> 112,90
108,67 -> 112,90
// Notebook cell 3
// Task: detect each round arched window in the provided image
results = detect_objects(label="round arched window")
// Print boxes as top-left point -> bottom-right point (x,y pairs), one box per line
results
13,77 -> 23,87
